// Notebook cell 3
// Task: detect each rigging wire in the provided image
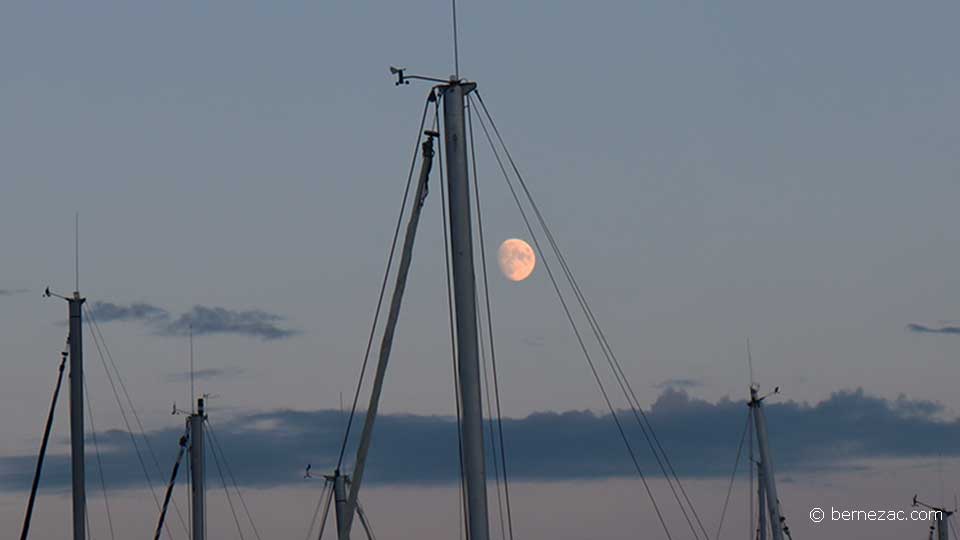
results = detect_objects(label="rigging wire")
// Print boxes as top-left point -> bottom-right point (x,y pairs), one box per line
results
83,305 -> 185,539
476,279 -> 507,540
303,480 -> 329,540
84,374 -> 117,540
470,95 -> 675,540
435,97 -> 469,540
355,503 -> 379,540
206,420 -> 264,540
316,479 -> 335,540
186,436 -> 192,539
207,427 -> 246,540
474,91 -> 711,540
715,411 -> 751,540
749,408 -> 754,540
466,95 -> 514,540
337,95 -> 434,470
19,344 -> 68,540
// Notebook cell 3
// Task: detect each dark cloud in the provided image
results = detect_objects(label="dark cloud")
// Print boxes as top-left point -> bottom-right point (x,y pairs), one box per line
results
4,388 -> 958,492
85,301 -> 297,341
88,301 -> 170,323
165,367 -> 244,382
907,323 -> 960,335
163,306 -> 297,340
653,378 -> 702,389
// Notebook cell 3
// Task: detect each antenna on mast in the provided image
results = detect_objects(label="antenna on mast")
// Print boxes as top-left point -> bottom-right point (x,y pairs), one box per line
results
190,325 -> 195,414
451,0 -> 460,79
75,212 -> 80,293
747,338 -> 757,389
43,212 -> 88,540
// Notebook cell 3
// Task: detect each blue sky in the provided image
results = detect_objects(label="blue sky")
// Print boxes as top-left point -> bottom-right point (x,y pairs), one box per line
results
1,1 -> 959,538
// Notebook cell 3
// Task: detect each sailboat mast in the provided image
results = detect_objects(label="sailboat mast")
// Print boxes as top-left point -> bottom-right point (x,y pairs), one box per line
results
68,292 -> 86,540
441,78 -> 490,540
189,398 -> 206,540
750,387 -> 784,540
757,461 -> 767,540
937,514 -> 949,540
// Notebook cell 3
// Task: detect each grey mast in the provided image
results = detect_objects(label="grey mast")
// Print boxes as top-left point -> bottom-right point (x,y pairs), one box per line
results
750,385 -> 785,540
334,73 -> 489,540
913,496 -> 952,540
189,397 -> 206,540
441,78 -> 490,540
68,291 -> 86,540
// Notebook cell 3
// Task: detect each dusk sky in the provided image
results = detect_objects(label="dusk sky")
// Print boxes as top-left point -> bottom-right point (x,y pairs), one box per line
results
2,2 -> 959,539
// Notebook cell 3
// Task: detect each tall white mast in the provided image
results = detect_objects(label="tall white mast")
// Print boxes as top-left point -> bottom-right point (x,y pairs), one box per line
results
441,78 -> 490,540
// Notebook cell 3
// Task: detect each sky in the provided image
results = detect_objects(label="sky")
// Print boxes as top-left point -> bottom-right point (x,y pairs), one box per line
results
1,1 -> 959,539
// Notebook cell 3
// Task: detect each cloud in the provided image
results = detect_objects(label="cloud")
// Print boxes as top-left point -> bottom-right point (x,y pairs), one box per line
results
165,367 -> 244,383
163,306 -> 297,340
85,301 -> 297,341
4,388 -> 958,492
88,301 -> 170,323
907,323 -> 960,335
0,288 -> 28,296
653,378 -> 702,389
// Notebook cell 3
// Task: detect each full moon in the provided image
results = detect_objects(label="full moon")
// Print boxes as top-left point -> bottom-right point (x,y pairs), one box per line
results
498,238 -> 536,282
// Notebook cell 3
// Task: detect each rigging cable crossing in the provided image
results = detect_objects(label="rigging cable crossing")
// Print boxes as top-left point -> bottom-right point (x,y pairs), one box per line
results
207,427 -> 246,540
466,96 -> 516,540
207,420 -> 263,540
471,91 -> 726,539
714,411 -> 751,540
335,95 -> 434,472
83,374 -> 116,540
84,304 -> 188,539
468,95 -> 674,540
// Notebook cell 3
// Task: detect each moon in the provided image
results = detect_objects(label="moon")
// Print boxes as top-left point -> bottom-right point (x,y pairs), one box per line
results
498,238 -> 536,282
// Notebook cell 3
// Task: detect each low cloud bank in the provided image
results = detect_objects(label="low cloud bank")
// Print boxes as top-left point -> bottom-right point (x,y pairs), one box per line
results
4,388 -> 957,492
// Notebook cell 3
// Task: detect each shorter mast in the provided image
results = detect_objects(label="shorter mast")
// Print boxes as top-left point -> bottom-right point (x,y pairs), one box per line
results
338,129 -> 438,540
189,398 -> 206,540
68,291 -> 87,540
750,386 -> 784,540
914,496 -> 952,540
333,471 -> 349,536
